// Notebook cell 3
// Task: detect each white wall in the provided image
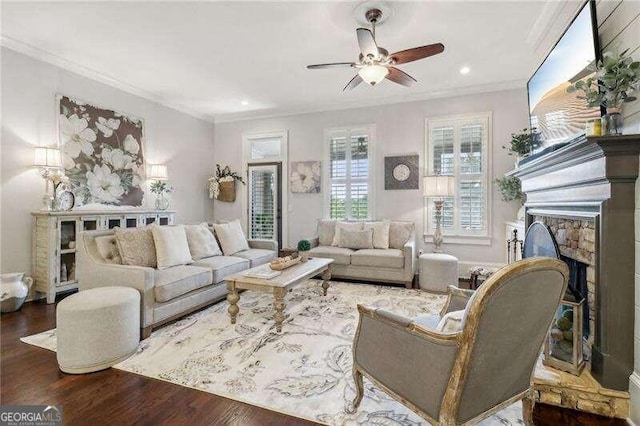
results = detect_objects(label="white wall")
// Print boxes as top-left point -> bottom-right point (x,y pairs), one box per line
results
1,47 -> 216,275
213,88 -> 527,267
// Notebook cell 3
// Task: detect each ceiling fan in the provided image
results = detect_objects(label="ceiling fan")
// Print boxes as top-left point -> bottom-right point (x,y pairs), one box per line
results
306,7 -> 444,91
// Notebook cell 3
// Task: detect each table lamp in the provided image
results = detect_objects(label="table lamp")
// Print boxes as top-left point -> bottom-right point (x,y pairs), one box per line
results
34,147 -> 62,211
424,175 -> 456,253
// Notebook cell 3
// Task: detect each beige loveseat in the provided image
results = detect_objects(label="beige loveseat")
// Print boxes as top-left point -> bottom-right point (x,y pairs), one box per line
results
308,220 -> 416,288
77,228 -> 277,338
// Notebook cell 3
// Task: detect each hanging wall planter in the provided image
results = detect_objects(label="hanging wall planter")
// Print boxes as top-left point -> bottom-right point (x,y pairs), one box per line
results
217,180 -> 236,202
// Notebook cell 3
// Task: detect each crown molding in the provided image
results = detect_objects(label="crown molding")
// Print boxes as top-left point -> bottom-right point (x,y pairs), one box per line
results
526,1 -> 584,70
212,79 -> 527,124
1,36 -> 216,124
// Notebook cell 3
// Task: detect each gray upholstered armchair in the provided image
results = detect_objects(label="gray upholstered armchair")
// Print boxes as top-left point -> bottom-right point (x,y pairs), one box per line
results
348,257 -> 569,425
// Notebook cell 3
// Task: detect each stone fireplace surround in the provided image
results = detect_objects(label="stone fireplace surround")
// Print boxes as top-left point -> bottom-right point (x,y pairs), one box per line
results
509,134 -> 640,417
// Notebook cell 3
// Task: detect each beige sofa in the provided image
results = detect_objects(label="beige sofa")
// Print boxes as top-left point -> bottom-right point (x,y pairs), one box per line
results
77,228 -> 277,338
308,220 -> 416,288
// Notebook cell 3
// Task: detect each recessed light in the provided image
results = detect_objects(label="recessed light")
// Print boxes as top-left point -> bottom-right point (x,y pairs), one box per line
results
241,100 -> 249,106
460,66 -> 470,75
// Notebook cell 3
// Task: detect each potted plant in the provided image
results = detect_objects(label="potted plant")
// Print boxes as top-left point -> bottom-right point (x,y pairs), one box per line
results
297,239 -> 311,262
150,180 -> 172,210
503,128 -> 541,165
567,49 -> 640,135
496,175 -> 525,221
208,164 -> 246,202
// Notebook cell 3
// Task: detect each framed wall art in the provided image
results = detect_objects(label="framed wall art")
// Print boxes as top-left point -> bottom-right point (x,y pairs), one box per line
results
385,155 -> 419,190
58,95 -> 145,206
290,161 -> 321,193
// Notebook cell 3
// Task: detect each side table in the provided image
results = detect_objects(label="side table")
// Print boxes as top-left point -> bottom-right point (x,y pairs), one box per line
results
468,266 -> 497,290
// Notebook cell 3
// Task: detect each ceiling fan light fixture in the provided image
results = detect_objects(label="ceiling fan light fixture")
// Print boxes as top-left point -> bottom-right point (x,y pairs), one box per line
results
358,64 -> 389,86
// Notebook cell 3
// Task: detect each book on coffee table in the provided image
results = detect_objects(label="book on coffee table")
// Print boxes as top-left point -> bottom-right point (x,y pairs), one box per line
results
243,268 -> 282,280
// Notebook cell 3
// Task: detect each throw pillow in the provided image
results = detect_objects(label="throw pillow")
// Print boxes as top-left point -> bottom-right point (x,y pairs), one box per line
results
317,220 -> 336,247
332,221 -> 363,246
115,227 -> 157,268
151,224 -> 193,270
364,221 -> 390,249
213,219 -> 250,256
436,310 -> 465,333
94,235 -> 122,264
338,228 -> 374,250
389,221 -> 415,249
185,222 -> 222,259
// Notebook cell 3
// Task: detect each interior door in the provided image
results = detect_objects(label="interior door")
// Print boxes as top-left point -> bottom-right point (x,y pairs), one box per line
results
247,163 -> 282,249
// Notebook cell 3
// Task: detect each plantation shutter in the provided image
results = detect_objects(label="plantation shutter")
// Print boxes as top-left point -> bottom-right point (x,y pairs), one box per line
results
248,166 -> 276,240
327,127 -> 372,220
426,114 -> 489,237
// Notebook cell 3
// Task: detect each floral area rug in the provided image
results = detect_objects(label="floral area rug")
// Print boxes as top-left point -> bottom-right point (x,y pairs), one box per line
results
22,280 -> 523,425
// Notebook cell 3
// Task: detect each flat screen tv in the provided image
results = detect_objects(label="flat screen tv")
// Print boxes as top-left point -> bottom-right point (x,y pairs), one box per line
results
527,0 -> 601,150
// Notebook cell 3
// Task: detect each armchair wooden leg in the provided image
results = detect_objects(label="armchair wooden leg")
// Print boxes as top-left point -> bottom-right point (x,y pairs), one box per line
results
404,281 -> 413,289
522,392 -> 535,426
346,368 -> 364,414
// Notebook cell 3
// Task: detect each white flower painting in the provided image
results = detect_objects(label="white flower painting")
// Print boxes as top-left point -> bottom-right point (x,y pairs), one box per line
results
58,95 -> 145,206
290,161 -> 321,193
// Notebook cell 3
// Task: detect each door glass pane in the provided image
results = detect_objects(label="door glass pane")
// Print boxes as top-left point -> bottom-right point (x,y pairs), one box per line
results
249,168 -> 276,240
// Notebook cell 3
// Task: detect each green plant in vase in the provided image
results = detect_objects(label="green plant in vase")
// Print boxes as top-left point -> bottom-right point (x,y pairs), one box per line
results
567,49 -> 640,135
150,180 -> 172,210
297,239 -> 311,262
496,176 -> 525,220
503,128 -> 541,164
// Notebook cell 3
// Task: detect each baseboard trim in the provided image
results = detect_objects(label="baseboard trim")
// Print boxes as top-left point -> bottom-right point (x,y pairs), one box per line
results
628,372 -> 640,424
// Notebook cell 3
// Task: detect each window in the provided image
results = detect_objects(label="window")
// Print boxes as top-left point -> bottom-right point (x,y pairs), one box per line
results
425,113 -> 491,241
324,125 -> 374,220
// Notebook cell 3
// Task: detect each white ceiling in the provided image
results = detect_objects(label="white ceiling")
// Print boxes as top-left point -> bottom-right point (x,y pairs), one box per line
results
1,1 -> 580,123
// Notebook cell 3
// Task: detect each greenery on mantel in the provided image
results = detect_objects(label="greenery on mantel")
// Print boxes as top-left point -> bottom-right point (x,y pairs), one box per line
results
567,49 -> 640,110
503,128 -> 541,158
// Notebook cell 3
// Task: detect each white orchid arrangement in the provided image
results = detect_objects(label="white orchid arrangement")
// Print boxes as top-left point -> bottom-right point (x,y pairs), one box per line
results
208,164 -> 245,199
59,98 -> 144,206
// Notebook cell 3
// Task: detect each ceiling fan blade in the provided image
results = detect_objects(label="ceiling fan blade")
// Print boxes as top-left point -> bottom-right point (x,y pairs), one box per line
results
386,67 -> 417,87
343,74 -> 363,91
390,43 -> 445,65
307,62 -> 356,70
356,28 -> 379,59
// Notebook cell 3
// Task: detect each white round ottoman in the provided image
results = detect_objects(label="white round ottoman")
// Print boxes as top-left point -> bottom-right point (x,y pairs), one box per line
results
419,253 -> 459,293
56,287 -> 140,374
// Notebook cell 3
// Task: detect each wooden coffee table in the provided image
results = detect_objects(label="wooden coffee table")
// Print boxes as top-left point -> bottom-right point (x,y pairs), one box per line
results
225,258 -> 334,332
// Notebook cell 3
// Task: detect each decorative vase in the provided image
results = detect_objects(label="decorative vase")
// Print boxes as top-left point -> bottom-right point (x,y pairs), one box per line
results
155,193 -> 169,210
1,273 -> 33,313
601,107 -> 623,136
299,251 -> 310,262
217,180 -> 236,202
517,204 -> 526,221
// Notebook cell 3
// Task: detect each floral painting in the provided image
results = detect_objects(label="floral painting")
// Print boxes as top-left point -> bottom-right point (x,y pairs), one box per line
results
290,161 -> 321,193
58,95 -> 145,206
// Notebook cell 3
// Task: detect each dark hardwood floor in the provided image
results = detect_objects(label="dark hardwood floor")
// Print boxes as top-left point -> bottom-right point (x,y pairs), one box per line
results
0,298 -> 629,425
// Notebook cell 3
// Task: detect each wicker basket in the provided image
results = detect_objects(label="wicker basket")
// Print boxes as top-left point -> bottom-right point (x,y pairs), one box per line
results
217,180 -> 236,202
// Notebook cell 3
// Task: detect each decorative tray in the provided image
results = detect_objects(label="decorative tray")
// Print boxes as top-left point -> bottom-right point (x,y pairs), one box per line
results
269,256 -> 302,271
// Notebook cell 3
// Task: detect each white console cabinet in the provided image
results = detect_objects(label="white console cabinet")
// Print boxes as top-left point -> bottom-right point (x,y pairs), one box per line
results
31,210 -> 175,303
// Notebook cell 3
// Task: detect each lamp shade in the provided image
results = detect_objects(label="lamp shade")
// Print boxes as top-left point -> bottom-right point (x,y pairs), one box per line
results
148,164 -> 168,180
424,175 -> 456,197
358,64 -> 389,86
34,147 -> 62,168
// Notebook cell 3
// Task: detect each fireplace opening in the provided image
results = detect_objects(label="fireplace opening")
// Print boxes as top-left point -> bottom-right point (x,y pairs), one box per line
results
560,254 -> 590,339
523,222 -> 590,341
